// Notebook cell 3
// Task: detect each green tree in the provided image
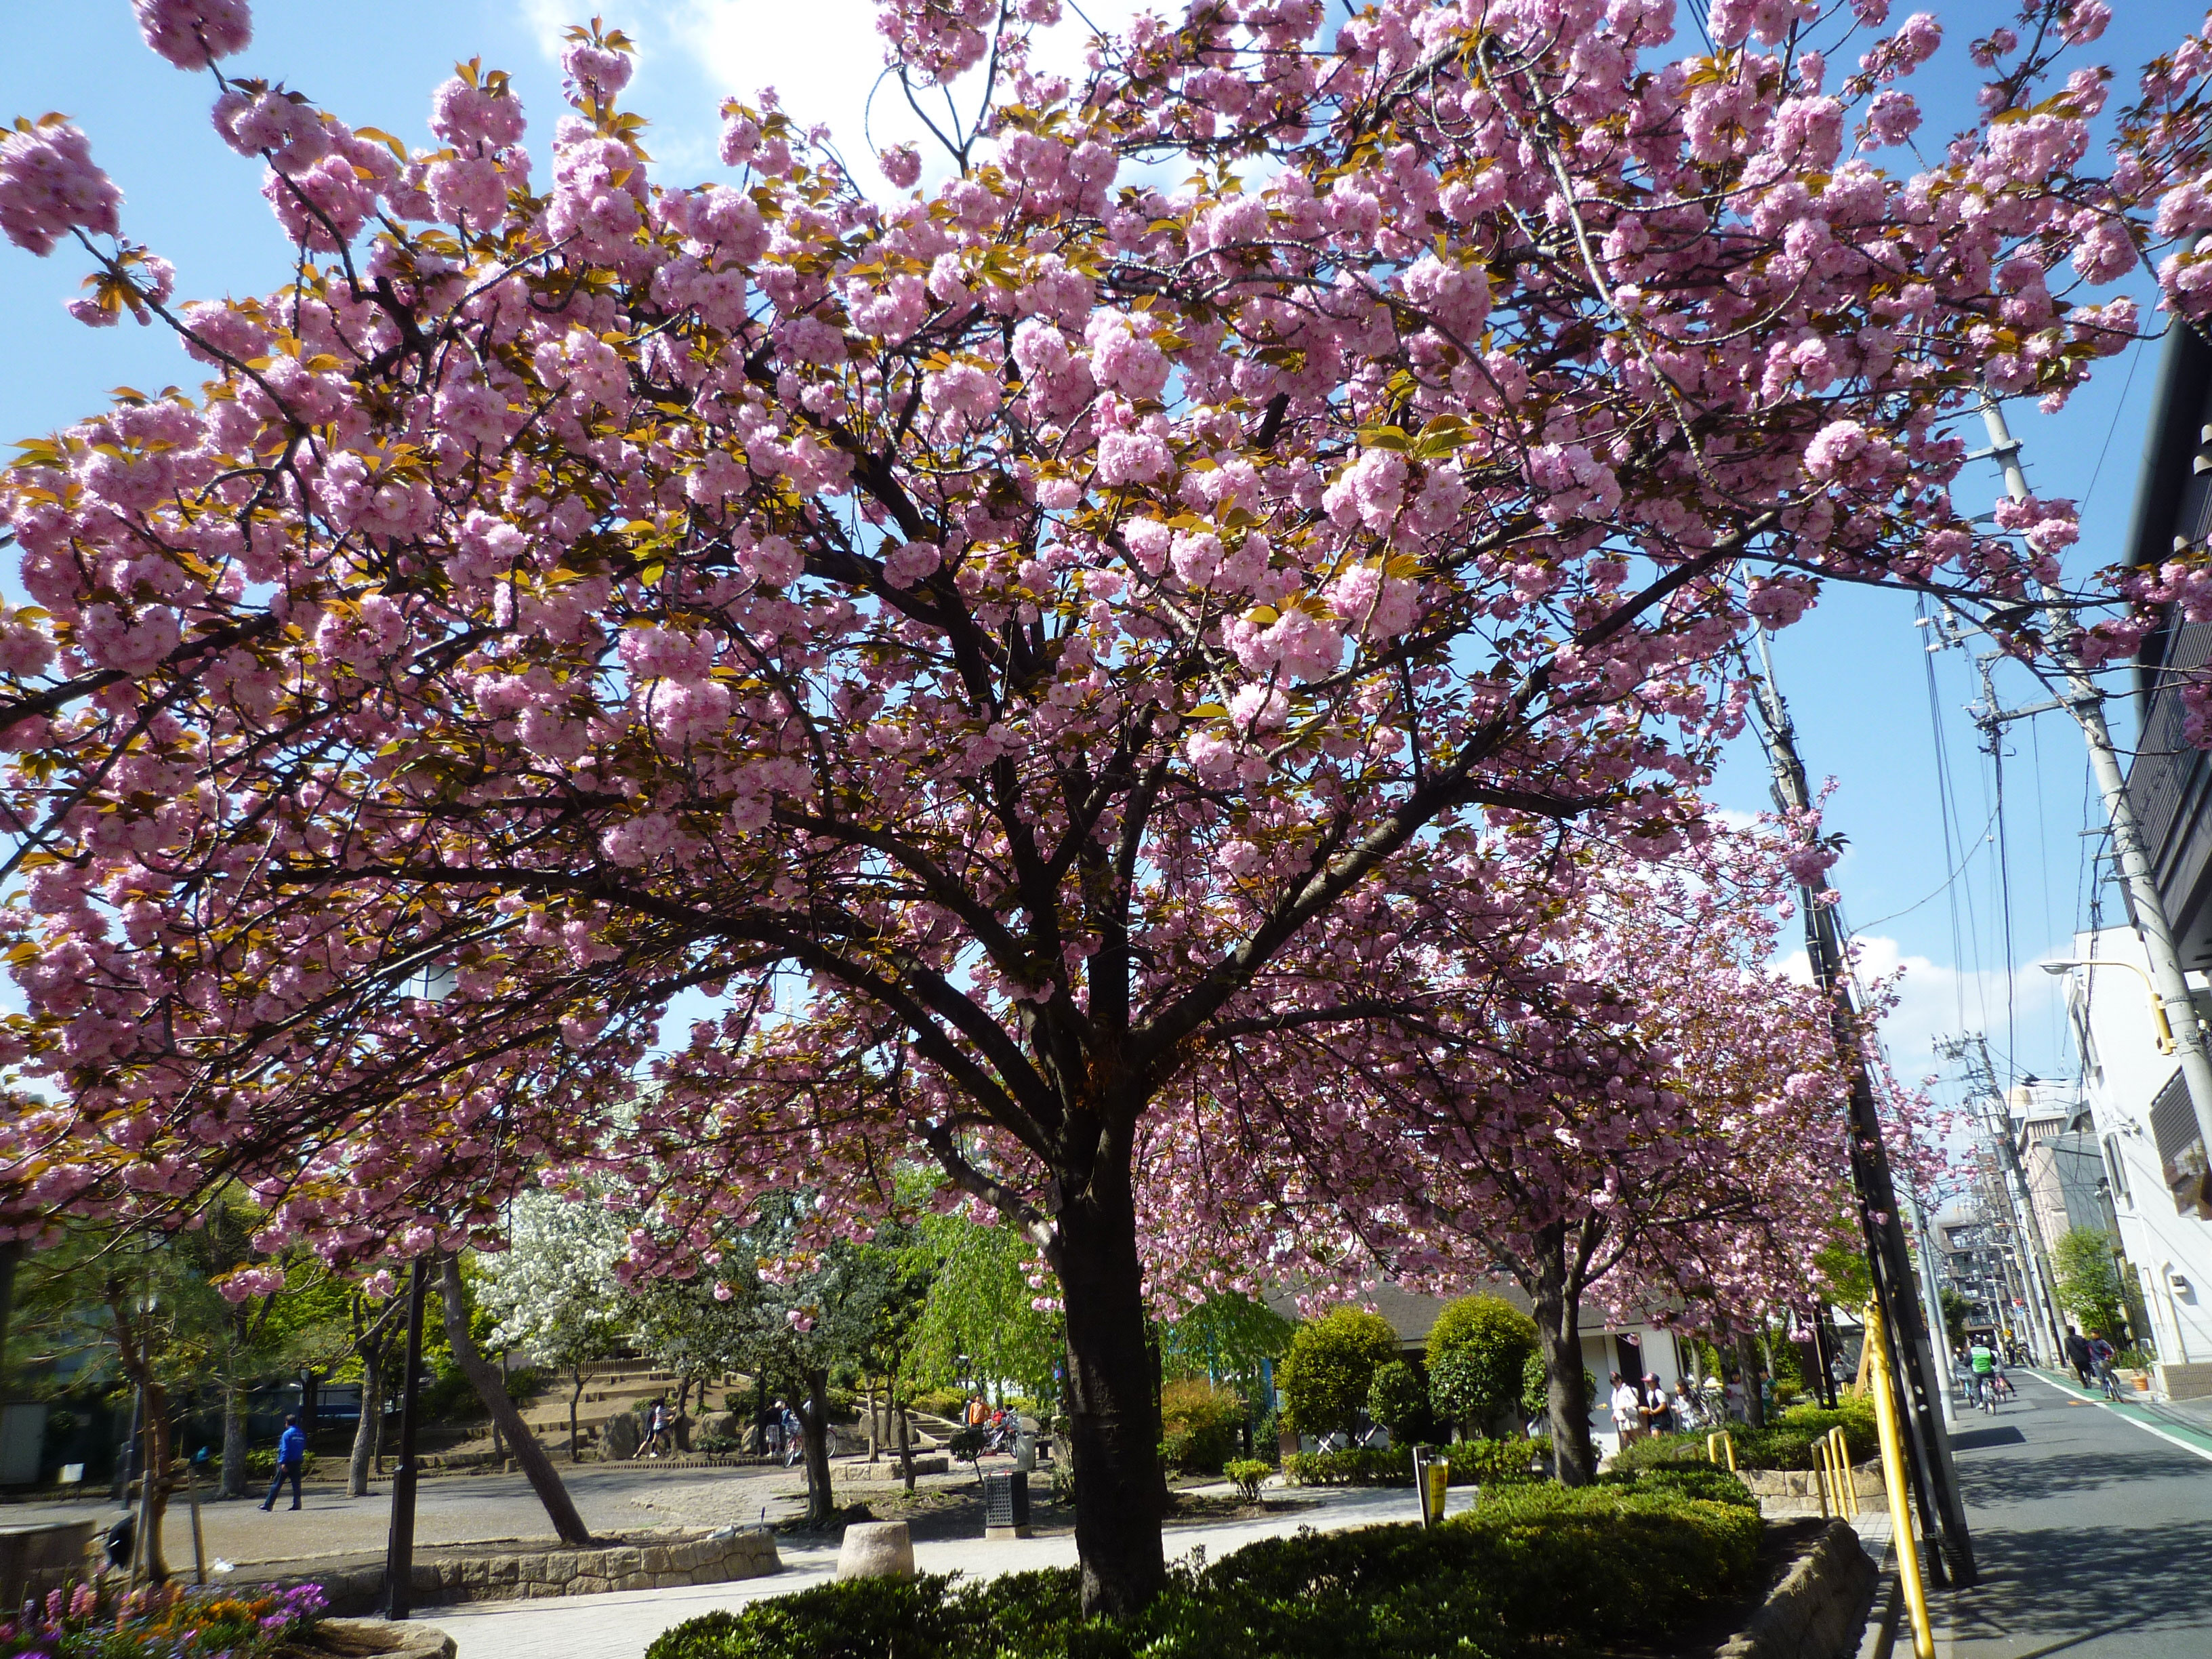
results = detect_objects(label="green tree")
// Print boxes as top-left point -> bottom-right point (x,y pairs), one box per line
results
2051,1228 -> 2129,1344
1159,1292 -> 1292,1408
1277,1309 -> 1399,1440
1365,1359 -> 1434,1446
1939,1288 -> 1974,1352
906,1210 -> 1063,1408
1426,1295 -> 1538,1438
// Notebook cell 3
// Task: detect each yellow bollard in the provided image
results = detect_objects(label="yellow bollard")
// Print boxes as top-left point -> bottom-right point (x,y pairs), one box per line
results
1706,1430 -> 1736,1471
1865,1305 -> 1935,1659
1835,1428 -> 1861,1519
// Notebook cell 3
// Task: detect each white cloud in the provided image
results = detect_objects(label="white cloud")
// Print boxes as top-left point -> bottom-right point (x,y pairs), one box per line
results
1782,933 -> 2066,1084
516,0 -> 1155,192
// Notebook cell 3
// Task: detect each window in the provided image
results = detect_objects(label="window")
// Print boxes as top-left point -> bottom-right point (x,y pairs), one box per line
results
2104,1134 -> 2133,1209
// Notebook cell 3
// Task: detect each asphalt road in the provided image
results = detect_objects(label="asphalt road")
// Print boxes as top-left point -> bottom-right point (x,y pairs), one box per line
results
1936,1368 -> 2212,1658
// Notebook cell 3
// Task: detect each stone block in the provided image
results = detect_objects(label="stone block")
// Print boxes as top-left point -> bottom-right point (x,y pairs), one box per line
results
572,1575 -> 609,1595
543,1555 -> 576,1584
643,1546 -> 670,1572
457,1559 -> 488,1588
838,1521 -> 915,1580
620,1572 -> 655,1591
605,1548 -> 644,1576
410,1563 -> 443,1595
487,1558 -> 520,1584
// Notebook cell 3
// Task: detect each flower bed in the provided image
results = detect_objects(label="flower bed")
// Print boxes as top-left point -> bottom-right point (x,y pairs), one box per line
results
2,1581 -> 326,1658
642,1475 -> 1759,1658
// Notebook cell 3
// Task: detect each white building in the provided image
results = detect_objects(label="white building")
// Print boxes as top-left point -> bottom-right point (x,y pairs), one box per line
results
2052,924 -> 2212,1397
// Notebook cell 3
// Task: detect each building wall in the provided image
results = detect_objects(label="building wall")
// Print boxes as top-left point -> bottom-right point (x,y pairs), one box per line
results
2060,926 -> 2212,1368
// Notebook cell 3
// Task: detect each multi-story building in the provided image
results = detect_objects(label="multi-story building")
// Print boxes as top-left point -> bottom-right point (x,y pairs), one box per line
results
2051,925 -> 2212,1396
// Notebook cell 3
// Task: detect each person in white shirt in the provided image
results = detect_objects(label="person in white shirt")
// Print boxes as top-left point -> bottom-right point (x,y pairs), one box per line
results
1608,1372 -> 1643,1445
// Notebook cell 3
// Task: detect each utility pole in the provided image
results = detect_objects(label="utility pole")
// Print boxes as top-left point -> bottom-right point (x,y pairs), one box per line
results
1748,632 -> 1978,1588
1972,397 -> 2212,1179
1936,1035 -> 2066,1364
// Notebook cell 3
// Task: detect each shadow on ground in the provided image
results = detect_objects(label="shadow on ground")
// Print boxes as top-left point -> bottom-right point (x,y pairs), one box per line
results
1944,1446 -> 2184,1509
1941,1517 -> 2212,1644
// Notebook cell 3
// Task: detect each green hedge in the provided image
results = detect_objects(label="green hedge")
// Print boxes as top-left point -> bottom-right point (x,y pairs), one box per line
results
1283,1438 -> 1551,1489
1610,1399 -> 1877,1473
1601,1463 -> 1758,1510
643,1483 -> 1758,1659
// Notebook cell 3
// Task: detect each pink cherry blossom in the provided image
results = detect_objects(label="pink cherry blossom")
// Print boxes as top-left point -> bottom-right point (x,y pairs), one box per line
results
133,0 -> 251,70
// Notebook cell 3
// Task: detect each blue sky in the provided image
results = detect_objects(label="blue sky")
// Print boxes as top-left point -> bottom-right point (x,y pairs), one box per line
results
0,1 -> 2192,1112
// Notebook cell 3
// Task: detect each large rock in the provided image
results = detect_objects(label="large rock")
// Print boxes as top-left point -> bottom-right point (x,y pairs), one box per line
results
296,1618 -> 456,1658
837,1520 -> 916,1580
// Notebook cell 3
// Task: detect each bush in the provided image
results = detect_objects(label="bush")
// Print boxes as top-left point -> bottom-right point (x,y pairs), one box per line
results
1223,1458 -> 1272,1502
1611,1399 -> 1877,1473
1365,1359 -> 1434,1446
1282,1446 -> 1410,1487
1426,1296 -> 1537,1435
1278,1307 -> 1400,1439
642,1483 -> 1757,1659
5,1582 -> 328,1659
1160,1379 -> 1246,1474
1284,1439 -> 1548,1489
1600,1463 -> 1757,1509
1517,1349 -> 1596,1425
243,1448 -> 320,1479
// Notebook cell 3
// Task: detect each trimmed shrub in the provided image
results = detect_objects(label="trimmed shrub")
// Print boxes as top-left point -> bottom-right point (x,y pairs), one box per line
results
643,1482 -> 1758,1659
1160,1379 -> 1246,1474
1223,1458 -> 1271,1501
1601,1462 -> 1758,1509
1284,1438 -> 1549,1489
1366,1359 -> 1435,1446
1426,1296 -> 1537,1435
1278,1308 -> 1399,1439
1610,1398 -> 1877,1473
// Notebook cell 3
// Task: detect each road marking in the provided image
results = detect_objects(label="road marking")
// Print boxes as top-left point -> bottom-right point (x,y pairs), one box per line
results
2018,1370 -> 2212,1467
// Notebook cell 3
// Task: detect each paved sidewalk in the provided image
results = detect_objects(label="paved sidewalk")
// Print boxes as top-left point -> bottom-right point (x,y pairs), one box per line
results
430,1484 -> 1473,1659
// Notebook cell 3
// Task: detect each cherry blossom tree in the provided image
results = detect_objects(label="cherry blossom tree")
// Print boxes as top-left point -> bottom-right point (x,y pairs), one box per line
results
0,0 -> 2209,1613
1145,816 -> 1891,1482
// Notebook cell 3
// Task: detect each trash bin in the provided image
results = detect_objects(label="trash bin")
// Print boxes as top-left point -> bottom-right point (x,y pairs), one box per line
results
1013,1431 -> 1036,1473
983,1471 -> 1031,1538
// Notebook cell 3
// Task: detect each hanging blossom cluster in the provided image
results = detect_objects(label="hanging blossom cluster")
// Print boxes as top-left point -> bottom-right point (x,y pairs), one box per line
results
0,0 -> 2194,1334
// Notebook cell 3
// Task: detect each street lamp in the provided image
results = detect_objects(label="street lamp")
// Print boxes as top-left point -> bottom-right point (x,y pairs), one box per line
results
2042,959 -> 2176,1054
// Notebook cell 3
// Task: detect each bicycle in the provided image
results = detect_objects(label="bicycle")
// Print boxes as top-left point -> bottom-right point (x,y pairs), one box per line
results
1971,1374 -> 1999,1414
2095,1361 -> 2124,1403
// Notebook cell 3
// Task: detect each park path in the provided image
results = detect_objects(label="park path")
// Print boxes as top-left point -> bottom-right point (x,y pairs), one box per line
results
430,1484 -> 1471,1659
1933,1367 -> 2212,1658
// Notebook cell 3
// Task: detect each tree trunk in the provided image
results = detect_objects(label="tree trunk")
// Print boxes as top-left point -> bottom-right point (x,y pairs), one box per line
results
348,1344 -> 382,1497
801,1366 -> 834,1525
867,1379 -> 880,1462
1528,1229 -> 1597,1488
1737,1334 -> 1767,1429
894,1378 -> 916,1492
1055,1142 -> 1166,1618
569,1370 -> 586,1461
436,1256 -> 592,1545
220,1380 -> 248,1500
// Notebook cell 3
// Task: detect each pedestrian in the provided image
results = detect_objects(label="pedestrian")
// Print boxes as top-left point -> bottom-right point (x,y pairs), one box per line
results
1668,1377 -> 1704,1432
2063,1325 -> 2094,1387
1639,1374 -> 1673,1437
766,1399 -> 787,1461
781,1401 -> 805,1467
2087,1330 -> 2119,1391
259,1414 -> 306,1512
1607,1372 -> 1641,1446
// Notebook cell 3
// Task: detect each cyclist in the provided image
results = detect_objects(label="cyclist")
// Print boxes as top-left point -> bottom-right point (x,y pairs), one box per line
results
1965,1338 -> 2000,1412
2087,1331 -> 2122,1400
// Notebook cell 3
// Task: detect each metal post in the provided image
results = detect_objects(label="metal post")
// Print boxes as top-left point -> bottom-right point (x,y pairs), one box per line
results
1902,1187 -> 1958,1425
382,1259 -> 428,1621
1978,396 -> 2212,1181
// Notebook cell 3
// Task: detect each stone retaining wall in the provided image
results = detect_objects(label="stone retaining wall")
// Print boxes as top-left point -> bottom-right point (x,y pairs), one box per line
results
1717,1520 -> 1879,1659
287,1527 -> 781,1614
1742,1463 -> 1885,1518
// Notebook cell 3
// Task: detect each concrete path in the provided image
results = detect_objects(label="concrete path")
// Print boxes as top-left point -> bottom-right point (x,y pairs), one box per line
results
430,1484 -> 1474,1659
1933,1367 -> 2212,1659
0,1458 -> 809,1570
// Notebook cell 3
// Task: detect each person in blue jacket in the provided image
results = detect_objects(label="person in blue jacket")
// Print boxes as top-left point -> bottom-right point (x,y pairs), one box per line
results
260,1414 -> 307,1511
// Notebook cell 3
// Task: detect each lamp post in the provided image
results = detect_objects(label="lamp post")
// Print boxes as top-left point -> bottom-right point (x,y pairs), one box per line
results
2041,959 -> 2176,1054
382,1257 -> 430,1620
383,956 -> 453,1621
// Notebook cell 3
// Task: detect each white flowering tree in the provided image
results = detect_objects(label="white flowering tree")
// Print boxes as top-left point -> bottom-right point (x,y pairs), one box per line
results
478,1191 -> 632,1460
